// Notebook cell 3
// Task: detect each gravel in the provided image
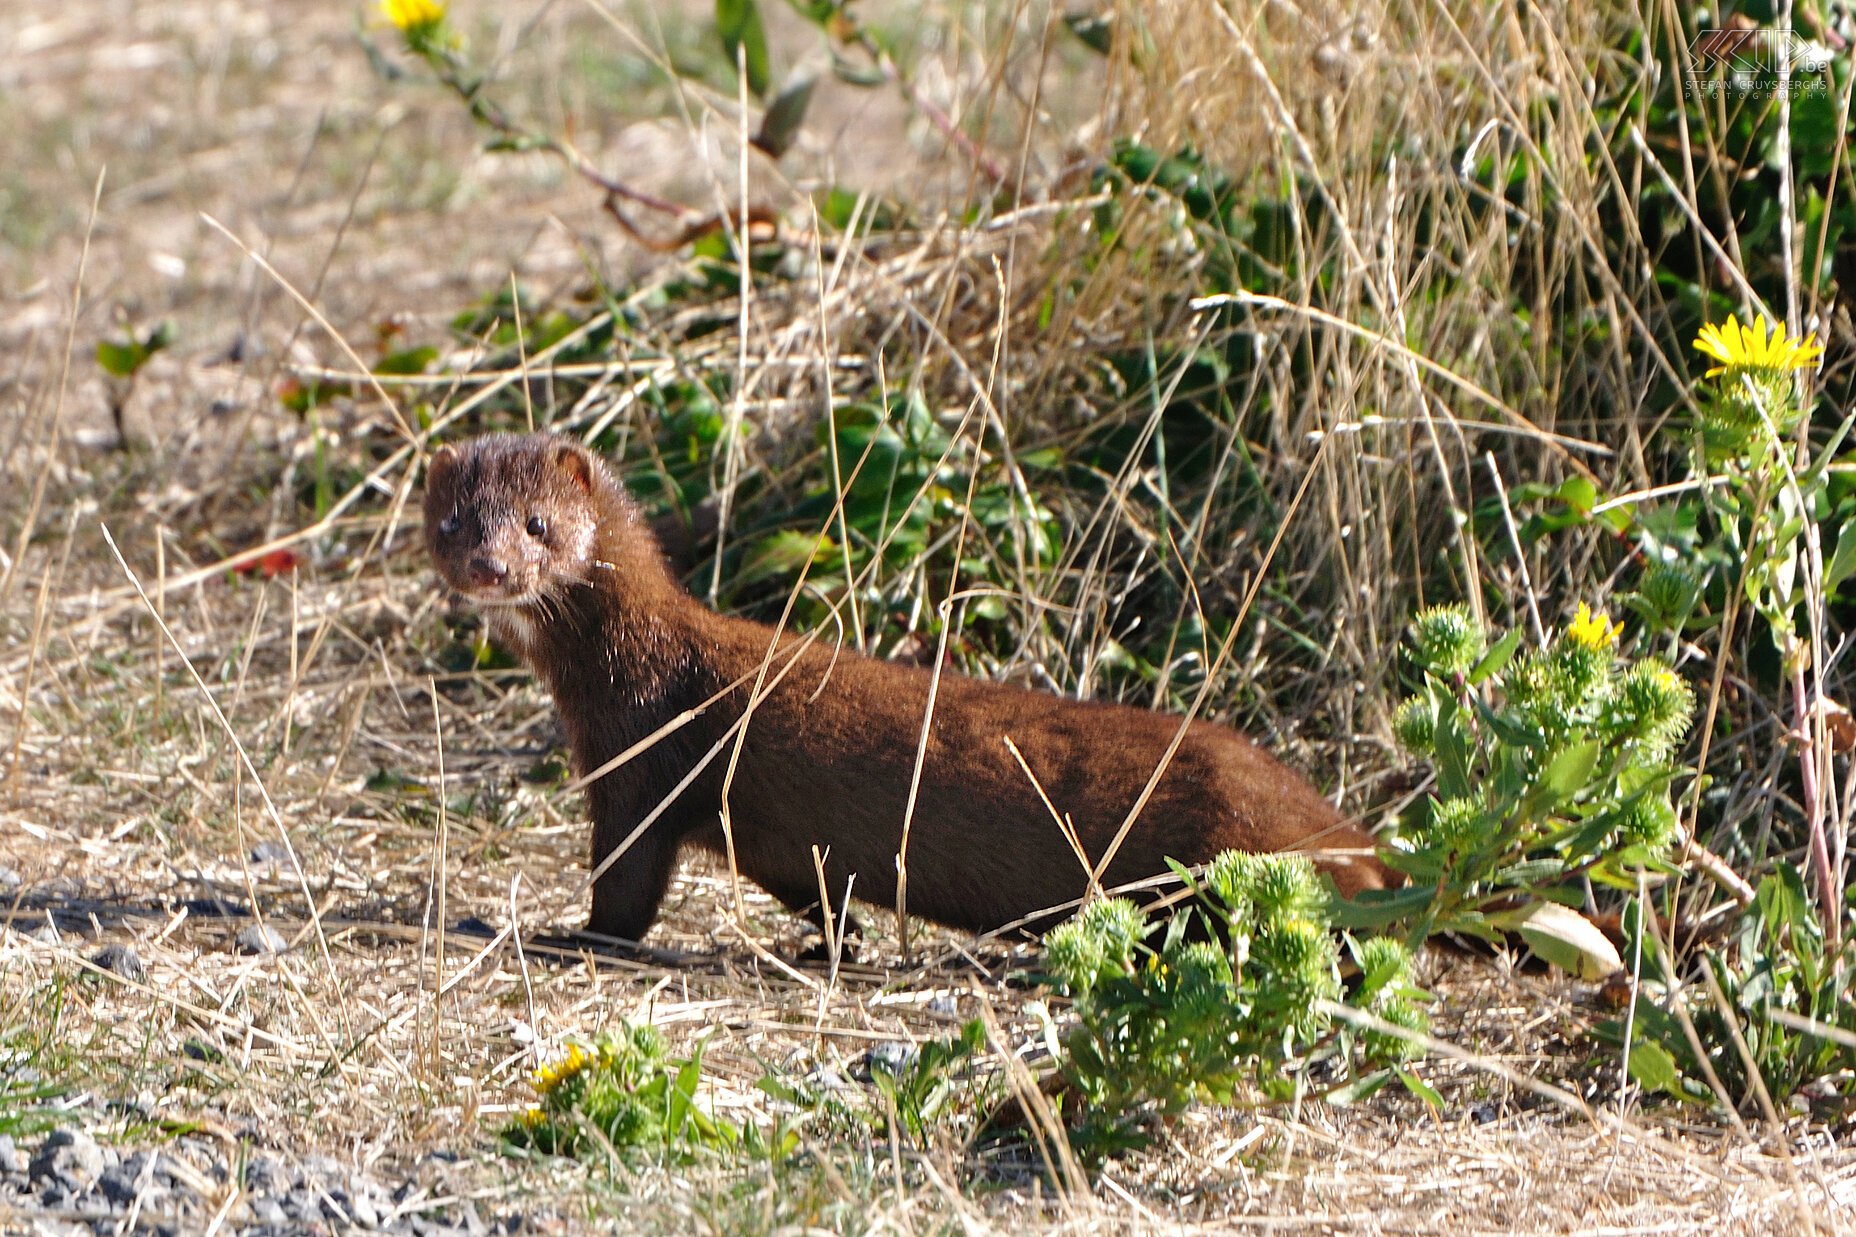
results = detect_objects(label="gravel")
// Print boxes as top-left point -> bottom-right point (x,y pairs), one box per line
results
0,1128 -> 543,1236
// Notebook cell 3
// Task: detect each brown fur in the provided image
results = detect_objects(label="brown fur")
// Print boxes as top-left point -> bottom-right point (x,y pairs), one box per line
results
424,433 -> 1390,942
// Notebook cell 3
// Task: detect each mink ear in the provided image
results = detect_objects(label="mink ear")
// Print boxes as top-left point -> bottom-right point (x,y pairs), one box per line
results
552,442 -> 596,495
427,444 -> 459,488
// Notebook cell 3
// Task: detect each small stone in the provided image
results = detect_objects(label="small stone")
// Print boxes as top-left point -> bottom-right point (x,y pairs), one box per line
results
29,1129 -> 106,1189
927,995 -> 959,1018
0,867 -> 20,892
321,1187 -> 354,1224
304,1154 -> 342,1179
248,1197 -> 286,1224
0,1134 -> 21,1174
243,1155 -> 284,1194
235,924 -> 289,955
89,943 -> 145,980
863,1041 -> 916,1079
249,841 -> 291,866
805,1066 -> 848,1092
96,1164 -> 142,1206
182,1039 -> 224,1063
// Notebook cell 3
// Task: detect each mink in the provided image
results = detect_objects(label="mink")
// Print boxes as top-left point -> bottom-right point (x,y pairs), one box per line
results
423,433 -> 1390,942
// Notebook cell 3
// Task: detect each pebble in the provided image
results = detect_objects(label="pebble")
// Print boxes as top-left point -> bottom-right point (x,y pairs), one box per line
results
94,1164 -> 142,1206
863,1041 -> 917,1079
28,1130 -> 106,1189
249,841 -> 292,866
235,924 -> 290,955
0,1134 -> 22,1175
88,944 -> 146,984
183,1038 -> 224,1063
248,1197 -> 287,1224
243,1154 -> 285,1194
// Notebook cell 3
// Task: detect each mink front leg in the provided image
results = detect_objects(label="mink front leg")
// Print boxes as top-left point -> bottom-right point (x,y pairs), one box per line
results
585,810 -> 682,942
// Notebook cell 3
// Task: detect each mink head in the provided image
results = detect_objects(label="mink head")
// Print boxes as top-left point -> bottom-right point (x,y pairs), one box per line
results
423,434 -> 610,609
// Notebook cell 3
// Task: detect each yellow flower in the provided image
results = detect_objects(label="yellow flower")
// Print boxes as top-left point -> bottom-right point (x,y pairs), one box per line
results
1565,603 -> 1622,651
381,0 -> 446,33
532,1042 -> 590,1095
1692,314 -> 1824,379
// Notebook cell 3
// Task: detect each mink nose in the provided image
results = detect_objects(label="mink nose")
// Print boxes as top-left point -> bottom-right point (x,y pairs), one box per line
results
466,556 -> 509,589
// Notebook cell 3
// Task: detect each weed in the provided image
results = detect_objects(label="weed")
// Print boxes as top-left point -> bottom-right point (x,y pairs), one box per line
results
505,1023 -> 793,1164
1041,854 -> 1427,1148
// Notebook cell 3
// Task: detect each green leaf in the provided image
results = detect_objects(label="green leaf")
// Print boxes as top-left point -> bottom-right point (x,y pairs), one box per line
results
754,65 -> 816,156
1472,697 -> 1547,749
1825,517 -> 1856,596
375,346 -> 438,376
1625,1039 -> 1698,1101
1064,11 -> 1116,55
1485,901 -> 1622,979
785,0 -> 840,22
1325,885 -> 1435,930
1556,476 -> 1599,514
1433,710 -> 1476,799
1394,1065 -> 1443,1109
1324,1069 -> 1392,1106
1467,627 -> 1523,685
828,53 -> 886,88
1539,739 -> 1601,802
716,0 -> 772,97
735,529 -> 834,587
96,339 -> 142,378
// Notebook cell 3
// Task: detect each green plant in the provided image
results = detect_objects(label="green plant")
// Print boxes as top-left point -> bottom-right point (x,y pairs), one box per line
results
1041,853 -> 1426,1147
0,982 -> 74,1140
1684,316 -> 1843,945
1364,602 -> 1695,975
505,1024 -> 792,1163
757,1021 -> 991,1149
1609,864 -> 1856,1109
865,1021 -> 988,1145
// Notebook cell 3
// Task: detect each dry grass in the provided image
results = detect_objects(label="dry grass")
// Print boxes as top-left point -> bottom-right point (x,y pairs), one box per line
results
2,0 -> 1854,1232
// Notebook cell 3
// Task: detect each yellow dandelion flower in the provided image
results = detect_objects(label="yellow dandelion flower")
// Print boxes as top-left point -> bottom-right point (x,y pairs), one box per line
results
381,0 -> 446,33
532,1042 -> 590,1094
1565,603 -> 1622,651
1692,313 -> 1824,379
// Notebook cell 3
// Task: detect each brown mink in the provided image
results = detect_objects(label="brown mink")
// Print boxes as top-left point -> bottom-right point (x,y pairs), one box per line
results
423,433 -> 1389,943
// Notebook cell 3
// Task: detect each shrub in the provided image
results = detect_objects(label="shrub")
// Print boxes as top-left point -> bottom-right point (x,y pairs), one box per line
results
1041,854 -> 1427,1146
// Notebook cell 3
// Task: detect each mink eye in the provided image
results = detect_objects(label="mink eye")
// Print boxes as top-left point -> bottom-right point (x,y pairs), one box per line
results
526,515 -> 547,538
438,515 -> 461,537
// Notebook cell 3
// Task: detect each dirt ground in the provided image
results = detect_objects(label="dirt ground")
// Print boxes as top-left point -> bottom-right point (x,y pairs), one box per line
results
2,1 -> 1854,1233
